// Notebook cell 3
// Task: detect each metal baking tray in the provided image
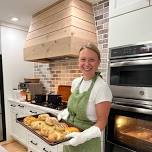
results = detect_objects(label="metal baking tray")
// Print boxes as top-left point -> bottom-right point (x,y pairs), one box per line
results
16,113 -> 82,146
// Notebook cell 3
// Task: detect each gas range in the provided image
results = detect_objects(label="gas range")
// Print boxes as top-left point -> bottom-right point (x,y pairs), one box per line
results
31,101 -> 67,110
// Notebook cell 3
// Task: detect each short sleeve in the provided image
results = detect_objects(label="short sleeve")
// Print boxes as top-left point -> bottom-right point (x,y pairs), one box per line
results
91,77 -> 113,104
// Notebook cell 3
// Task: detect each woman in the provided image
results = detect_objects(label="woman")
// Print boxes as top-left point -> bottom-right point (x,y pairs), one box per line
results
58,43 -> 112,152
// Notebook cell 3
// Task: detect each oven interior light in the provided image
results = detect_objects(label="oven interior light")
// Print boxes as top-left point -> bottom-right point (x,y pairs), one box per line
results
116,116 -> 128,128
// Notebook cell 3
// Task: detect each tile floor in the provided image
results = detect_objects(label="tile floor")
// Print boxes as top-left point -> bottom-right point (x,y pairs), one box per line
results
0,140 -> 27,152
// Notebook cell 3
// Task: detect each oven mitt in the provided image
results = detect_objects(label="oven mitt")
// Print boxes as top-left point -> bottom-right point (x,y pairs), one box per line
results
65,126 -> 101,146
57,108 -> 69,121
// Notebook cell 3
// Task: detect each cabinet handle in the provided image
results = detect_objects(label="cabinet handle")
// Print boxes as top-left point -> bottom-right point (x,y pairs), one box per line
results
30,140 -> 38,146
10,104 -> 16,107
18,104 -> 24,108
30,110 -> 37,114
43,148 -> 51,152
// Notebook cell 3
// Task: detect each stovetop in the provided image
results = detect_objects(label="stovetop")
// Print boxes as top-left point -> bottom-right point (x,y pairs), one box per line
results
31,101 -> 67,110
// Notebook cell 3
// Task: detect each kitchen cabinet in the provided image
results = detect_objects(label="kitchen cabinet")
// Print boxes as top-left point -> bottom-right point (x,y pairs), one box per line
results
25,106 -> 45,115
28,132 -> 58,152
9,102 -> 27,146
108,6 -> 152,48
8,99 -> 62,151
109,0 -> 149,18
150,0 -> 152,5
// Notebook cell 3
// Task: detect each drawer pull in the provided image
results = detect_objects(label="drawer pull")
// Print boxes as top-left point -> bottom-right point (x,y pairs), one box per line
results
10,104 -> 16,107
43,148 -> 50,152
30,110 -> 37,114
18,105 -> 24,108
30,140 -> 38,146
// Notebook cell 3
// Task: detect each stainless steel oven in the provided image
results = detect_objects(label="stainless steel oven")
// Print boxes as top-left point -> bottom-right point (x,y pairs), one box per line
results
105,43 -> 152,152
110,43 -> 152,100
105,98 -> 152,152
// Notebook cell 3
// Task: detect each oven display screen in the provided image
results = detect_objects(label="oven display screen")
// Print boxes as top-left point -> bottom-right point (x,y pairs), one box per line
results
110,64 -> 152,87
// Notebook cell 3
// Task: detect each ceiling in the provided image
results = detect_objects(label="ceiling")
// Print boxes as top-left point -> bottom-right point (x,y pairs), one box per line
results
0,0 -> 98,28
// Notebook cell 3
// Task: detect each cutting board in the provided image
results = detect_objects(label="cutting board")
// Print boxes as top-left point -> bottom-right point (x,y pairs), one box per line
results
57,85 -> 71,102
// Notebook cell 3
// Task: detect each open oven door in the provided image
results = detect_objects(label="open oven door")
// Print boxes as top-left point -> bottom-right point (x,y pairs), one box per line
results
105,103 -> 152,152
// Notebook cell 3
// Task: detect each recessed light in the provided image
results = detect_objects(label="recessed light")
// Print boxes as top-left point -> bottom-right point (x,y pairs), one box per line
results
11,17 -> 19,22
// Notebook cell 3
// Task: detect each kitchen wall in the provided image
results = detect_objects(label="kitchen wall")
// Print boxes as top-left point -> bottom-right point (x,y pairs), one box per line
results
34,0 -> 110,93
0,23 -> 34,139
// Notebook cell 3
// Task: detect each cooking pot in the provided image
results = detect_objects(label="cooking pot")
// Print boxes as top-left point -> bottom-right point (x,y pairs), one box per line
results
47,94 -> 62,105
34,94 -> 46,103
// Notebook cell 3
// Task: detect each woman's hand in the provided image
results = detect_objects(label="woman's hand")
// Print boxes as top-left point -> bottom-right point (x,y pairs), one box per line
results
64,126 -> 101,146
57,108 -> 69,121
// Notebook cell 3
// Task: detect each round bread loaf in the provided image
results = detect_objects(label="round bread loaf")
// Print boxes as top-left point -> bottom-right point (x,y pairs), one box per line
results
38,113 -> 50,121
48,131 -> 65,142
40,125 -> 55,137
30,121 -> 46,130
55,122 -> 68,132
23,116 -> 37,126
65,127 -> 80,134
45,117 -> 58,126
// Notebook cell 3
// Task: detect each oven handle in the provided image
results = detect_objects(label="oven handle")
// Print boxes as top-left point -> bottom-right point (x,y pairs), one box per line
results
106,141 -> 136,152
112,104 -> 152,115
110,59 -> 152,67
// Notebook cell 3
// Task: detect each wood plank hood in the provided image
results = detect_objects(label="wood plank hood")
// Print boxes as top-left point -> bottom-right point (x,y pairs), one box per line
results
24,0 -> 97,62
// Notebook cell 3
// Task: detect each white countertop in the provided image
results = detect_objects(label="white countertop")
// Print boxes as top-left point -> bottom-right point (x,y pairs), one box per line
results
8,98 -> 61,115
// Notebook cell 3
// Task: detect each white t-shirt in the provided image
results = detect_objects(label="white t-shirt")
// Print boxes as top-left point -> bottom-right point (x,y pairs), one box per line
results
71,76 -> 113,122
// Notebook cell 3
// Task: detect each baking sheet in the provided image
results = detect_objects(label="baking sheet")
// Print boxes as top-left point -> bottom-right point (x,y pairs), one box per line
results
117,128 -> 152,152
17,113 -> 81,146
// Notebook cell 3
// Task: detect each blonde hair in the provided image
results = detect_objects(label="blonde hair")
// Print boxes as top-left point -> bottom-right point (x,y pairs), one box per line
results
79,43 -> 101,60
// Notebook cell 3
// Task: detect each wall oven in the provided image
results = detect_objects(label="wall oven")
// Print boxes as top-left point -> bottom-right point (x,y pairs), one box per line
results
105,43 -> 152,152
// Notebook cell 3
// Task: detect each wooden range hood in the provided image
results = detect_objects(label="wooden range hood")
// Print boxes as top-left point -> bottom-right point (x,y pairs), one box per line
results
24,0 -> 97,62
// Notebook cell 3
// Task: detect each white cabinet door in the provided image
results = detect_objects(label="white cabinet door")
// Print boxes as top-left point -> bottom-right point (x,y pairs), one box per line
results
28,132 -> 58,152
109,0 -> 149,18
28,146 -> 41,152
25,106 -> 45,116
9,102 -> 27,146
108,7 -> 152,48
150,0 -> 152,5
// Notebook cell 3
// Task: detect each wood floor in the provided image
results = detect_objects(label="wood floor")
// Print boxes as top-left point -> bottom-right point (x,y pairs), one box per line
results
0,140 -> 27,152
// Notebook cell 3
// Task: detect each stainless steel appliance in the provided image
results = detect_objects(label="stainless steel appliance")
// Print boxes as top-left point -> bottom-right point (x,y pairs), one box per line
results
0,55 -> 6,141
32,94 -> 67,110
18,82 -> 43,100
105,43 -> 152,152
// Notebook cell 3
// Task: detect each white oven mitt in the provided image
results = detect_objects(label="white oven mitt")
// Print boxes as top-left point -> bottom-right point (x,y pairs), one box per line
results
57,108 -> 69,121
64,126 -> 101,146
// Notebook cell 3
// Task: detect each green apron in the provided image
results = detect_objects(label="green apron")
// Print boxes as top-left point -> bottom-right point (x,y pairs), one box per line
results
63,74 -> 101,152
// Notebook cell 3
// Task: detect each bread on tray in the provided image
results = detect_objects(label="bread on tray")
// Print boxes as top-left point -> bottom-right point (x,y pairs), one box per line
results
23,116 -> 37,126
38,114 -> 50,121
22,113 -> 80,142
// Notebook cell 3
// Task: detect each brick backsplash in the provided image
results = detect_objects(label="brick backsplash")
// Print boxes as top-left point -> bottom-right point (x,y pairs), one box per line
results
34,0 -> 109,93
93,0 -> 109,82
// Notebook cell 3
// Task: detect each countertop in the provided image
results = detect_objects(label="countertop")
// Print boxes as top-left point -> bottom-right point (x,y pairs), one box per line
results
8,98 -> 60,115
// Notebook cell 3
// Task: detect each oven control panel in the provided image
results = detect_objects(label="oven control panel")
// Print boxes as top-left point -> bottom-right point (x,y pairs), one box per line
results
110,43 -> 152,59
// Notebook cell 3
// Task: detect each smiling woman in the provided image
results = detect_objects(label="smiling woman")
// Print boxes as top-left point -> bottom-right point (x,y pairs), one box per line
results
57,43 -> 113,152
